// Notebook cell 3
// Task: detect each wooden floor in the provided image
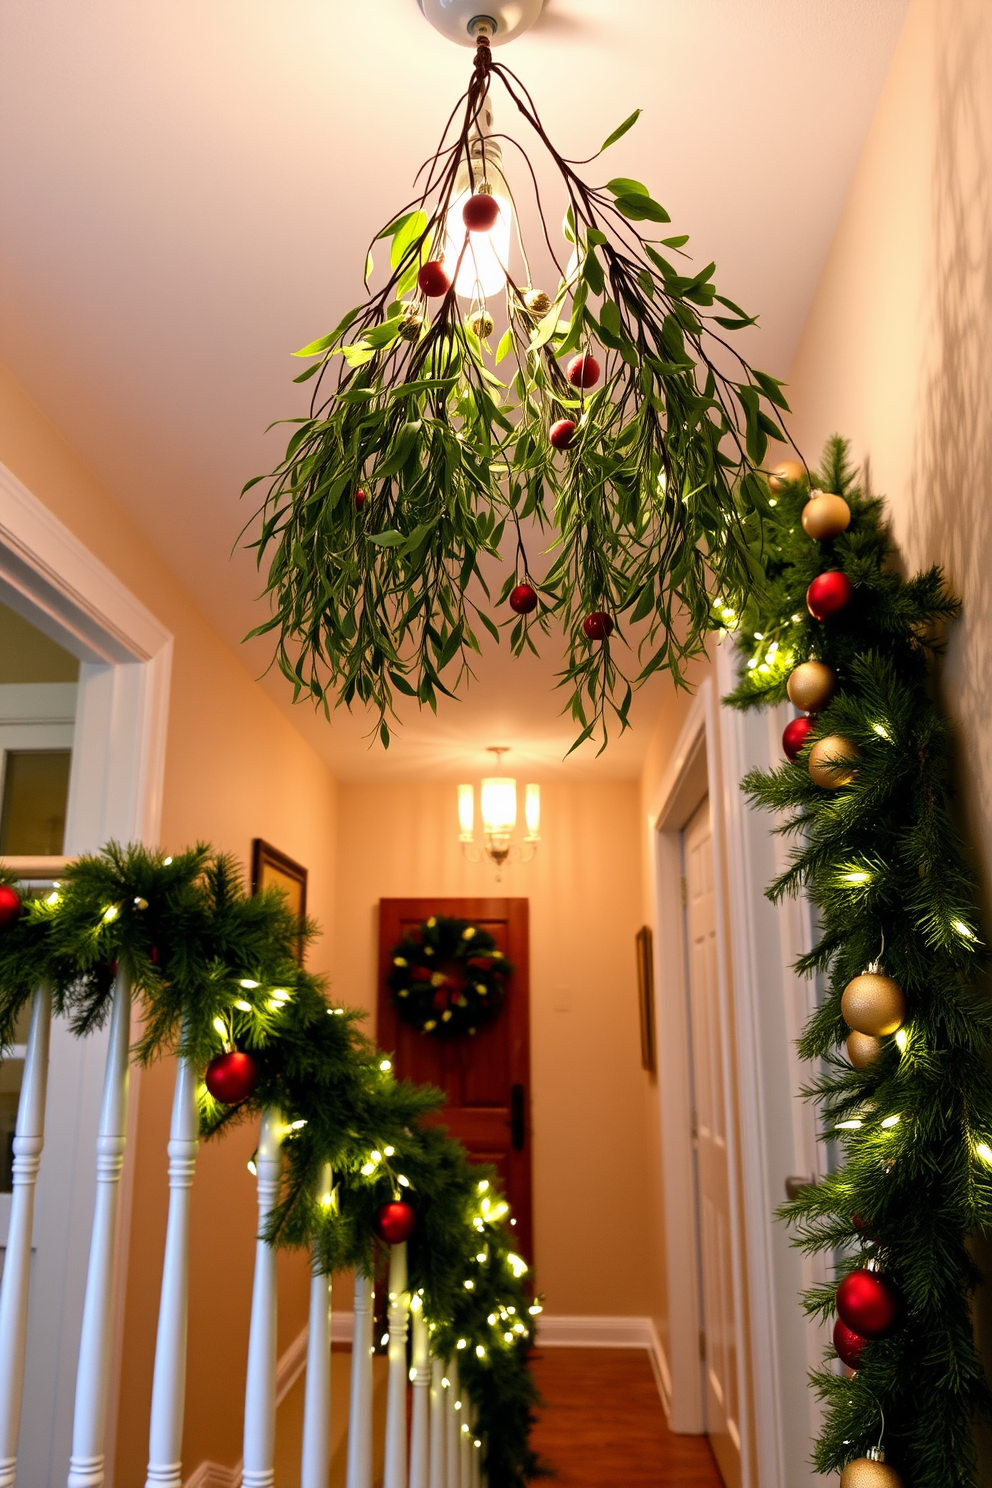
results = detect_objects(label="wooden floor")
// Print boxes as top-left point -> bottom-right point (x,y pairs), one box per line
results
529,1349 -> 724,1488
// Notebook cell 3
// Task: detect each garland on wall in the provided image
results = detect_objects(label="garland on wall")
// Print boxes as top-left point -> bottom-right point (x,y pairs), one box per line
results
0,848 -> 541,1487
387,915 -> 511,1037
726,438 -> 992,1488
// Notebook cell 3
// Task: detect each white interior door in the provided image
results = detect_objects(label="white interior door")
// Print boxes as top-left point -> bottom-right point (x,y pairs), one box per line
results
683,795 -> 742,1488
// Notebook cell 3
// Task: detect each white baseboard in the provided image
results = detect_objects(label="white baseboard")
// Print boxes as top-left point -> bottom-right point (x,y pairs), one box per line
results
183,1464 -> 238,1488
536,1314 -> 672,1419
332,1311 -> 355,1344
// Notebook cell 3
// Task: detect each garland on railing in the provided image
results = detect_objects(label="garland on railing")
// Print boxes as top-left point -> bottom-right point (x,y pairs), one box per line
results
0,846 -> 541,1486
725,438 -> 992,1488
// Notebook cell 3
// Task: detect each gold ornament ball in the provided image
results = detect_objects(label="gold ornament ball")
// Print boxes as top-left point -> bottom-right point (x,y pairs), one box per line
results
808,735 -> 859,788
802,490 -> 852,541
467,310 -> 495,339
399,313 -> 423,343
523,287 -> 552,316
769,458 -> 807,493
847,1030 -> 884,1069
842,972 -> 907,1038
787,660 -> 837,713
840,1457 -> 905,1488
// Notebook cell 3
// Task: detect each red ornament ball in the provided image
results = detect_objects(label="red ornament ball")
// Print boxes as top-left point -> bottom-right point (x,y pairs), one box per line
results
807,570 -> 854,621
836,1268 -> 902,1339
418,261 -> 451,298
354,488 -> 367,510
373,1200 -> 417,1245
567,353 -> 601,389
205,1050 -> 258,1106
833,1317 -> 867,1370
462,193 -> 500,233
783,715 -> 817,761
550,418 -> 577,450
509,584 -> 538,615
583,611 -> 614,641
0,884 -> 23,930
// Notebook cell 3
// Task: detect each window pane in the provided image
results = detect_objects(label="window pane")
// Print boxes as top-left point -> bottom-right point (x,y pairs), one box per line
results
0,750 -> 72,855
0,1058 -> 23,1191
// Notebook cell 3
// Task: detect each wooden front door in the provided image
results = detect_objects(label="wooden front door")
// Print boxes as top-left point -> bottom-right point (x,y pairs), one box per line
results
377,897 -> 533,1261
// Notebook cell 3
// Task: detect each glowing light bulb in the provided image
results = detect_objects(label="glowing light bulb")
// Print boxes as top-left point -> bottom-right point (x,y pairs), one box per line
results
444,166 -> 513,299
525,784 -> 541,841
458,784 -> 475,841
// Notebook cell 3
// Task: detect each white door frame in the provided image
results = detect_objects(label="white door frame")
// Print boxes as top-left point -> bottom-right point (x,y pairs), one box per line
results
0,458 -> 173,1488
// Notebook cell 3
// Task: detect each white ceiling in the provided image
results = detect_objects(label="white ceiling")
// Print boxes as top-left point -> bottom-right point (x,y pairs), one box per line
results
0,0 -> 908,781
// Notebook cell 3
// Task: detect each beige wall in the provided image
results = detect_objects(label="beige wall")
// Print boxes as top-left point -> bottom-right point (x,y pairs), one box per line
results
333,775 -> 657,1316
0,362 -> 338,1481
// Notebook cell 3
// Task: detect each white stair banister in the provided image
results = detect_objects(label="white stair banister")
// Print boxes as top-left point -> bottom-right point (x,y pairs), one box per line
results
300,1163 -> 333,1488
409,1302 -> 430,1488
67,966 -> 133,1488
383,1242 -> 410,1488
144,1054 -> 199,1488
242,1107 -> 284,1488
345,1270 -> 374,1488
445,1358 -> 460,1488
459,1402 -> 471,1488
429,1355 -> 446,1488
0,983 -> 52,1488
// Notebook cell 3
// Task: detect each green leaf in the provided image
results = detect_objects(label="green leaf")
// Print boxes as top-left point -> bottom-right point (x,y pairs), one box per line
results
661,234 -> 690,248
495,327 -> 514,366
390,211 -> 428,271
368,530 -> 406,547
293,307 -> 361,358
582,249 -> 605,297
606,177 -> 649,199
613,193 -> 671,224
599,110 -> 642,153
599,300 -> 624,339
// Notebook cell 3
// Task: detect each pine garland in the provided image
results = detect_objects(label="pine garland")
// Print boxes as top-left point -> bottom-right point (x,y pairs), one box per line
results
725,437 -> 992,1485
0,847 -> 541,1485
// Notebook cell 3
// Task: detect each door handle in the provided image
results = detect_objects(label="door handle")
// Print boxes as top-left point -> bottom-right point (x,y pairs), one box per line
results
785,1174 -> 815,1200
510,1084 -> 526,1150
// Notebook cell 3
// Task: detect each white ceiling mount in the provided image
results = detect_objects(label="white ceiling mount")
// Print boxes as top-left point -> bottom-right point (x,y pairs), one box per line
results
418,0 -> 544,47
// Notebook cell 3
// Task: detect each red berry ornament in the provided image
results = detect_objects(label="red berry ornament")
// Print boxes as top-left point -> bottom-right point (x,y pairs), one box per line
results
583,612 -> 614,641
0,884 -> 23,930
567,353 -> 601,389
373,1200 -> 417,1245
783,715 -> 817,761
509,584 -> 538,615
836,1268 -> 902,1339
807,570 -> 853,621
462,193 -> 500,233
550,419 -> 576,450
418,261 -> 450,298
354,489 -> 367,510
205,1050 -> 258,1106
833,1317 -> 867,1370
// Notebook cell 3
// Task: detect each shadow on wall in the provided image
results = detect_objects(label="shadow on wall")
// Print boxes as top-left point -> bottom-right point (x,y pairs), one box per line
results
907,0 -> 992,1470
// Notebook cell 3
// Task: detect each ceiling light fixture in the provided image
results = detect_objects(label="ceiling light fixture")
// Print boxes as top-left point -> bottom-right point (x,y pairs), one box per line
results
459,748 -> 539,878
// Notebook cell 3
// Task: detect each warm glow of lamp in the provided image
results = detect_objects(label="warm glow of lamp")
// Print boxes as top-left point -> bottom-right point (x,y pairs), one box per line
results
525,784 -> 540,841
458,748 -> 539,879
480,777 -> 517,836
458,783 -> 475,841
443,107 -> 513,300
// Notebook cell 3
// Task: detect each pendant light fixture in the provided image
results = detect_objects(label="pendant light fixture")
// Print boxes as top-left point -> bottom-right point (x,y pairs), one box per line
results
459,749 -> 540,878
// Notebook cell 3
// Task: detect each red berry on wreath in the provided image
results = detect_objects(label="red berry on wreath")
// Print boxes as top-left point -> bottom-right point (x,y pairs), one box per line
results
550,419 -> 576,450
373,1199 -> 417,1245
0,884 -> 23,930
783,715 -> 817,761
567,352 -> 600,388
462,192 -> 500,233
418,261 -> 450,298
836,1268 -> 902,1339
806,570 -> 853,621
205,1050 -> 258,1106
583,611 -> 614,641
509,584 -> 538,615
354,488 -> 367,510
833,1317 -> 867,1369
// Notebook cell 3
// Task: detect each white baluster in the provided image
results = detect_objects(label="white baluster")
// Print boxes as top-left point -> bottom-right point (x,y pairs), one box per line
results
144,1055 -> 199,1488
300,1164 -> 333,1488
67,968 -> 132,1488
242,1108 -> 283,1488
409,1305 -> 430,1488
345,1271 -> 374,1488
445,1358 -> 460,1488
0,983 -> 52,1488
383,1243 -> 410,1488
459,1409 -> 471,1488
429,1356 -> 446,1488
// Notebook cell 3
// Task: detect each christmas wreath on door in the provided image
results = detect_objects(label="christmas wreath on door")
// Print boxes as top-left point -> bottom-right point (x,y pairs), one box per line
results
387,915 -> 512,1037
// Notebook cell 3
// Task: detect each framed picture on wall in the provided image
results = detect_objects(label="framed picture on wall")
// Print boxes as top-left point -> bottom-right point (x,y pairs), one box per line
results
251,839 -> 308,961
635,924 -> 656,1074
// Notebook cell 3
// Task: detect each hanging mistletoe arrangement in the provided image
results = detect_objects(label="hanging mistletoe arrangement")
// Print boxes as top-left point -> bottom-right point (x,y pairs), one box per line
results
0,846 -> 540,1487
244,29 -> 789,750
388,915 -> 511,1037
726,438 -> 992,1488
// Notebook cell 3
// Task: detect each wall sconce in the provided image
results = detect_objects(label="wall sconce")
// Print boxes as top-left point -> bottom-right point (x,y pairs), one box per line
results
458,748 -> 540,879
